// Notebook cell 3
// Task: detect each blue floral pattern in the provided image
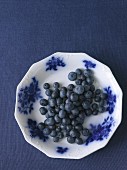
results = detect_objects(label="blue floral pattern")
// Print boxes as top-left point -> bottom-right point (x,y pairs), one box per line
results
46,56 -> 66,71
104,86 -> 116,114
86,116 -> 114,145
28,119 -> 49,142
83,60 -> 96,69
56,147 -> 68,154
18,77 -> 42,114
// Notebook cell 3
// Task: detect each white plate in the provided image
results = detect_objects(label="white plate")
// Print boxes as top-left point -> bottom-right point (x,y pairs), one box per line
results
14,52 -> 122,159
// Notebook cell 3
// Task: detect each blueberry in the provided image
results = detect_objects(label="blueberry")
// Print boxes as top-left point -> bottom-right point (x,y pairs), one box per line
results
91,103 -> 99,110
40,99 -> 48,106
66,125 -> 73,131
63,130 -> 69,137
86,98 -> 93,103
59,110 -> 67,118
85,109 -> 92,116
92,110 -> 98,115
56,127 -> 61,132
71,120 -> 79,126
76,117 -> 84,124
60,104 -> 65,110
38,122 -> 45,131
98,106 -> 106,113
61,87 -> 67,91
57,98 -> 63,105
70,129 -> 80,137
84,69 -> 93,77
79,112 -> 86,119
68,72 -> 77,81
39,107 -> 47,115
95,89 -> 101,95
75,68 -> 82,75
65,99 -> 71,103
45,117 -> 55,126
101,93 -> 108,99
57,132 -> 64,139
82,128 -> 90,136
75,124 -> 83,131
49,108 -> 56,116
80,75 -> 86,80
52,91 -> 59,98
75,138 -> 84,145
69,114 -> 75,119
48,125 -> 56,130
99,100 -> 107,106
94,96 -> 101,102
60,124 -> 66,130
67,136 -> 75,144
45,113 -> 50,118
78,106 -> 84,111
67,91 -> 73,98
74,85 -> 84,94
70,93 -> 78,102
43,127 -> 51,135
63,97 -> 67,103
60,90 -> 67,98
48,96 -> 52,100
50,130 -> 57,137
82,101 -> 91,109
53,82 -> 60,89
73,101 -> 81,106
54,114 -> 61,123
90,85 -> 95,91
72,108 -> 79,115
55,107 -> 60,113
84,85 -> 90,91
79,95 -> 85,102
43,83 -> 50,89
62,118 -> 71,125
46,105 -> 51,110
86,77 -> 94,85
65,102 -> 74,112
85,91 -> 93,98
53,137 -> 59,142
67,84 -> 75,91
49,98 -> 56,107
80,110 -> 87,116
75,79 -> 82,85
45,89 -> 52,96
82,80 -> 87,86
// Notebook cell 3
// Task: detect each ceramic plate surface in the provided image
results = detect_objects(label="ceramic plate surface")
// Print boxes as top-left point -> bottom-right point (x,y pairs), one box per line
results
14,52 -> 122,159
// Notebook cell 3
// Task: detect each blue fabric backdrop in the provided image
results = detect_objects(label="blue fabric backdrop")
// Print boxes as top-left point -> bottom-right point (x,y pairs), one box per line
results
0,1 -> 127,170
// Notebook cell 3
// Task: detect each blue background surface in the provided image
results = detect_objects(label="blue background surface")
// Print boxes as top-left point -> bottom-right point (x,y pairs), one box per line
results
0,1 -> 127,170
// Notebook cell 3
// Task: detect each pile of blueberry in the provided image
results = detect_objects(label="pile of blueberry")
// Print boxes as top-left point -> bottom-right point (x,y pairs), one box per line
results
38,68 -> 108,145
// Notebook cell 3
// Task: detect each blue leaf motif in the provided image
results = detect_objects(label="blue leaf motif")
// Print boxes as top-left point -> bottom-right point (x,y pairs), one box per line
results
104,86 -> 116,114
18,77 -> 42,114
83,60 -> 96,69
85,116 -> 114,145
46,56 -> 66,71
28,119 -> 48,142
56,147 -> 68,154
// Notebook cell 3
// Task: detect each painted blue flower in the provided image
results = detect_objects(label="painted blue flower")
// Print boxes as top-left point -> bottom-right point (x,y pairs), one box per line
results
86,116 -> 114,145
83,60 -> 96,69
46,56 -> 66,71
104,86 -> 116,114
28,119 -> 48,142
18,77 -> 42,114
56,147 -> 68,154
